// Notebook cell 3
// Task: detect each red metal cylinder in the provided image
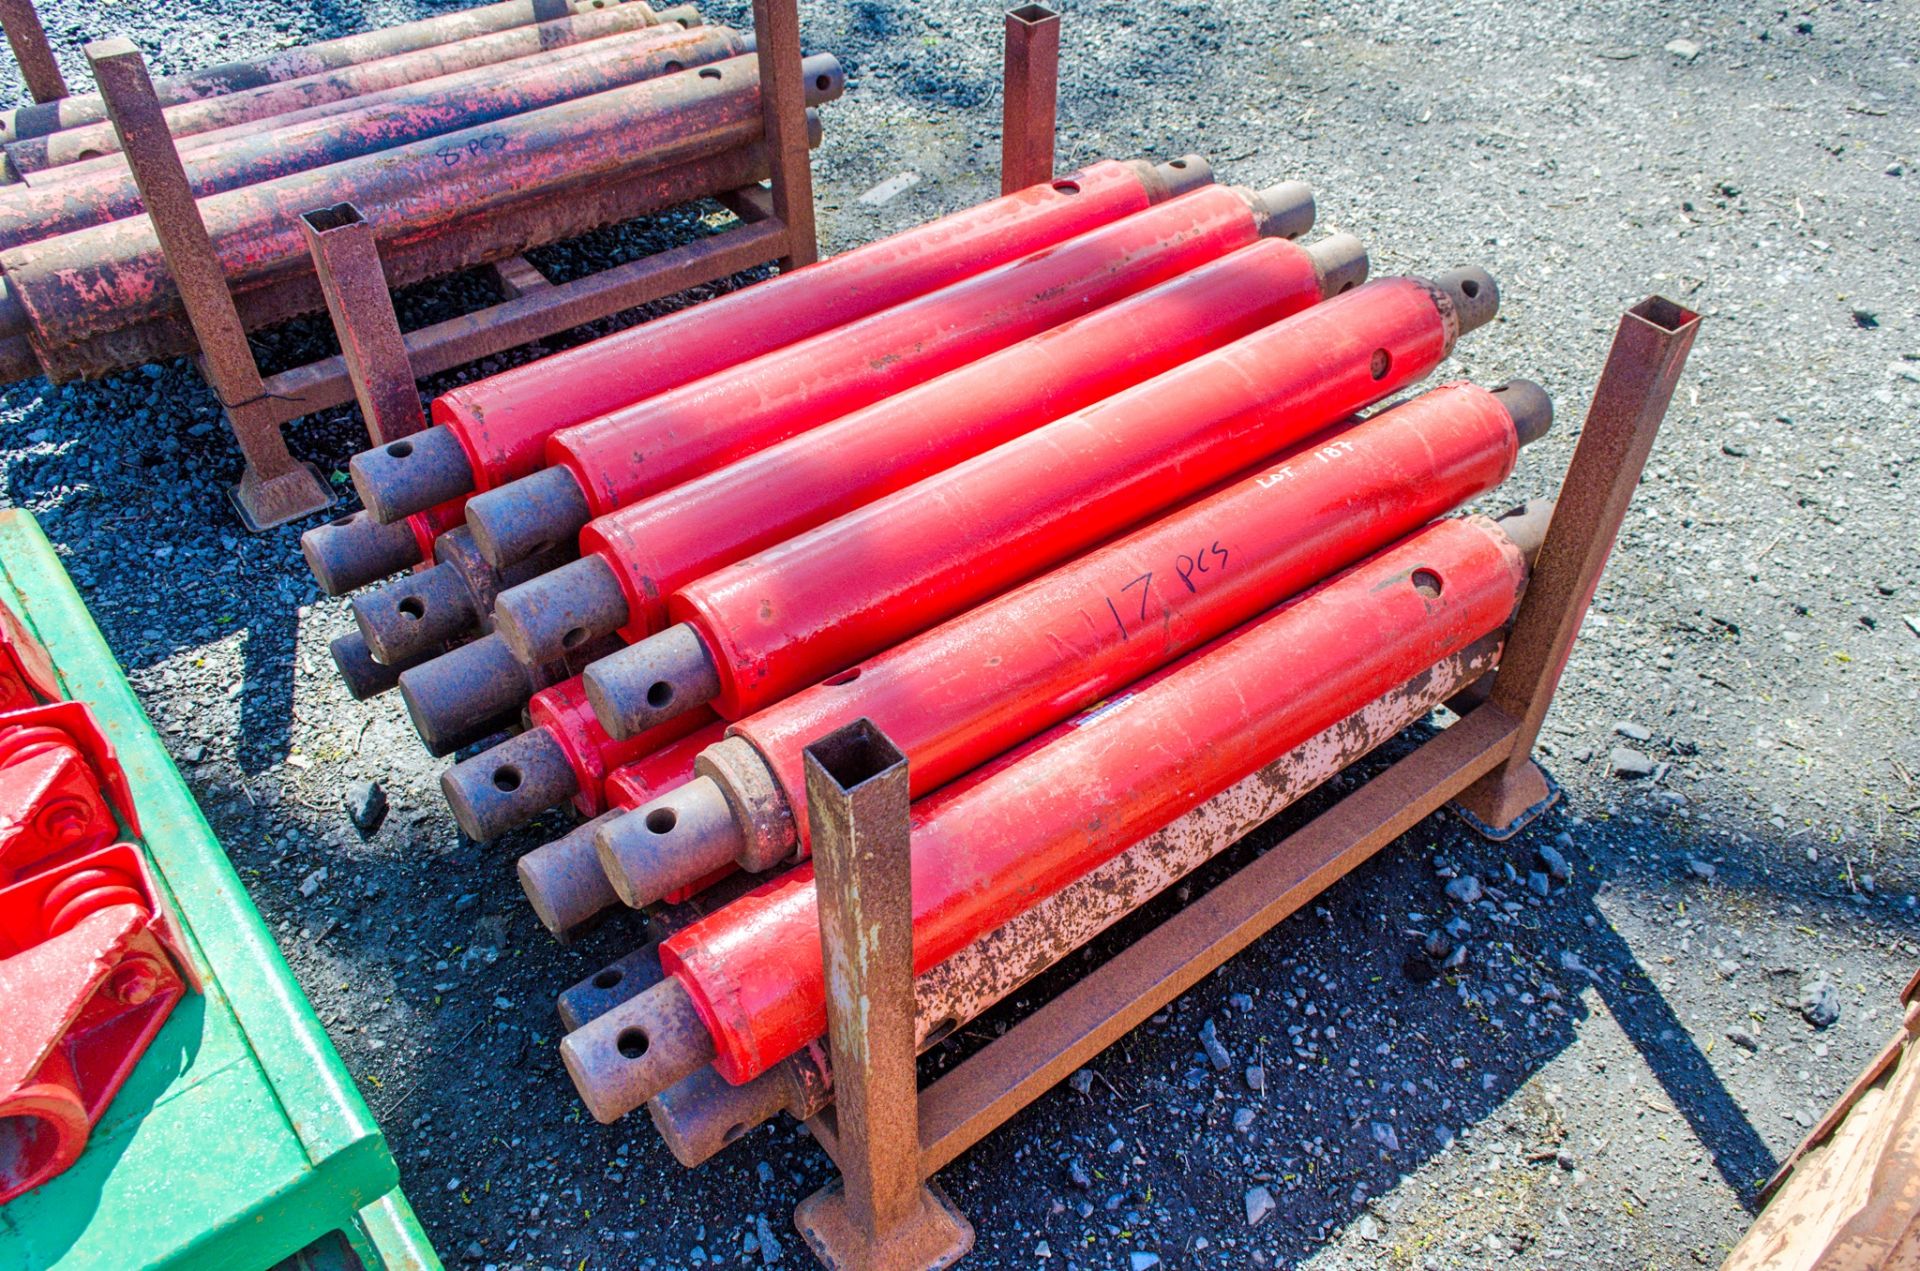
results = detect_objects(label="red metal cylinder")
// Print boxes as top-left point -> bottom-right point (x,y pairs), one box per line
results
4,3 -> 671,174
734,380 -> 1531,851
424,157 -> 1207,499
658,273 -> 1474,724
1,56 -> 845,380
579,234 -> 1355,646
663,514 -> 1530,1082
0,25 -> 746,250
537,182 -> 1302,528
0,0 -> 651,145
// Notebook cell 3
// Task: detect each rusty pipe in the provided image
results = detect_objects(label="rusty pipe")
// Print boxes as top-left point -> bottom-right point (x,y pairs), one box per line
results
352,156 -> 1216,526
1,1 -> 667,146
0,105 -> 831,382
0,24 -> 750,250
0,58 -> 845,377
3,3 -> 678,172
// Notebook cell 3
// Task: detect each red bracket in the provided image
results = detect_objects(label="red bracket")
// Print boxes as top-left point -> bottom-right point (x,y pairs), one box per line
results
0,701 -> 140,885
0,842 -> 193,1205
0,597 -> 60,714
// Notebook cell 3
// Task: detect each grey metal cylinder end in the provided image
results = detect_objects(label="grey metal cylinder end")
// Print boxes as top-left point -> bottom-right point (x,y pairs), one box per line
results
557,944 -> 666,1032
520,812 -> 625,938
1151,154 -> 1213,198
301,509 -> 423,595
465,466 -> 594,571
442,726 -> 581,842
1490,379 -> 1553,448
347,424 -> 475,525
1492,498 -> 1557,564
352,560 -> 478,665
595,775 -> 744,909
1304,233 -> 1369,299
493,556 -> 632,669
583,623 -> 721,740
560,976 -> 716,1124
1434,267 -> 1500,336
396,633 -> 533,757
799,53 -> 846,105
329,628 -> 432,701
648,1062 -> 793,1167
1246,180 -> 1316,240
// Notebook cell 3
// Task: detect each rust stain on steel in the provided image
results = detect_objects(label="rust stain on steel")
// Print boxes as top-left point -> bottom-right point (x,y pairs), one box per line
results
302,203 -> 426,445
910,640 -> 1500,1045
1000,5 -> 1059,195
1453,296 -> 1699,831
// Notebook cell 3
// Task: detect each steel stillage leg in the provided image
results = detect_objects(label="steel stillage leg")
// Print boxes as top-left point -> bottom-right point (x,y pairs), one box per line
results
794,719 -> 973,1270
301,203 -> 428,446
1000,5 -> 1059,195
86,38 -> 334,532
1450,296 -> 1700,838
750,0 -> 817,269
0,0 -> 66,102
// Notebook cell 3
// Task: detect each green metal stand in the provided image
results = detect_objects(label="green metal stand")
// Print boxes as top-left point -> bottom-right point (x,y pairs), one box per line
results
0,509 -> 439,1271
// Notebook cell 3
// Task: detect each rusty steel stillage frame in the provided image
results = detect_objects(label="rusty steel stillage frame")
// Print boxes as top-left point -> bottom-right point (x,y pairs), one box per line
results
64,0 -> 821,530
787,296 -> 1699,1269
1000,5 -> 1058,195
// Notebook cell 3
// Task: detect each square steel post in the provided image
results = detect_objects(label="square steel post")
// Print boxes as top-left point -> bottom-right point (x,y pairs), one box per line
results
1000,5 -> 1059,195
794,718 -> 972,1271
300,203 -> 427,446
86,38 -> 332,532
0,0 -> 64,102
1450,296 -> 1700,837
752,0 -> 818,269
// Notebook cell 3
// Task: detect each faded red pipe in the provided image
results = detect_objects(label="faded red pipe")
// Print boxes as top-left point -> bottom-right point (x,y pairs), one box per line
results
4,3 -> 674,173
0,25 -> 747,250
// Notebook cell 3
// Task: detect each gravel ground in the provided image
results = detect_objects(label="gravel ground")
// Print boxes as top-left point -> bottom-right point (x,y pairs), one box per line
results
3,0 -> 1918,1267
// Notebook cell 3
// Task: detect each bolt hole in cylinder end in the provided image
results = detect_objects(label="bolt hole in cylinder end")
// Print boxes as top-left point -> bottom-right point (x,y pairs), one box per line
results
560,976 -> 716,1123
1245,180 -> 1315,240
347,424 -> 476,525
442,726 -> 580,841
464,467 -> 594,570
594,775 -> 743,908
300,509 -> 423,595
517,811 -> 624,937
1433,266 -> 1500,335
353,561 -> 478,664
582,623 -> 721,740
493,556 -> 630,668
1489,378 -> 1554,447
